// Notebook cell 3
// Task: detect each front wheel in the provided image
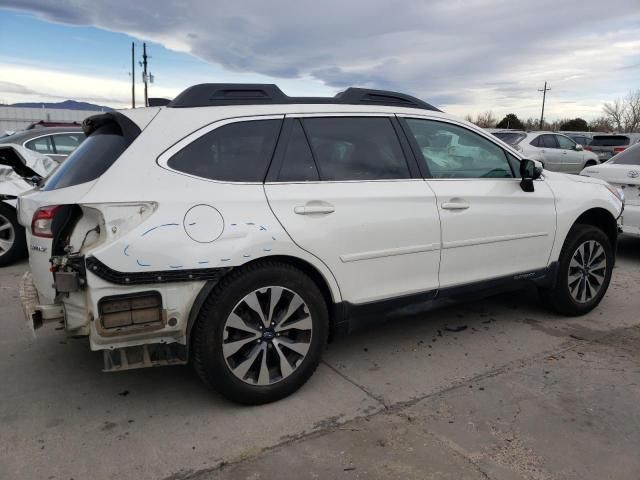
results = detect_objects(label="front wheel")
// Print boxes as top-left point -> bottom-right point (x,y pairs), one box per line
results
0,203 -> 26,267
540,225 -> 613,316
192,261 -> 329,404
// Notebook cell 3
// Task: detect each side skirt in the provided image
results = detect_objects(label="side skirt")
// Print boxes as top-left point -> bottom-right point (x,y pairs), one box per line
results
336,263 -> 558,336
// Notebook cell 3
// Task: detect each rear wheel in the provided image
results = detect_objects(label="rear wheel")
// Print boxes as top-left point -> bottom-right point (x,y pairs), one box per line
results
192,261 -> 328,404
0,204 -> 26,267
540,225 -> 613,316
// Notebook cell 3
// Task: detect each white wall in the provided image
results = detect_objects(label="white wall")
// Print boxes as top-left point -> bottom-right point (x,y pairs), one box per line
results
0,106 -> 101,133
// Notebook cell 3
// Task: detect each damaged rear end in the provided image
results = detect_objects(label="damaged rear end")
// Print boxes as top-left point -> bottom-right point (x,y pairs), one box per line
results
18,108 -> 190,370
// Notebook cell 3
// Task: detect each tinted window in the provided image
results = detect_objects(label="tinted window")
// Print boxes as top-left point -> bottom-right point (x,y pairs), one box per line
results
52,133 -> 84,154
405,118 -> 514,179
530,136 -> 541,147
25,136 -> 55,154
608,142 -> 640,165
168,119 -> 282,182
302,117 -> 410,181
539,135 -> 558,149
43,125 -> 130,190
591,135 -> 630,147
556,135 -> 575,150
493,132 -> 526,145
278,120 -> 319,181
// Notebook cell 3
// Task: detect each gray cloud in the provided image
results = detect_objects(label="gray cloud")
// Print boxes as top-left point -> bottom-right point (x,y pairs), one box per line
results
1,0 -> 639,115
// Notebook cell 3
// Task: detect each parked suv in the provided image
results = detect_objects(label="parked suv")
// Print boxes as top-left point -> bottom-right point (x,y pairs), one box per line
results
0,127 -> 85,161
586,133 -> 640,162
18,84 -> 623,404
492,130 -> 600,173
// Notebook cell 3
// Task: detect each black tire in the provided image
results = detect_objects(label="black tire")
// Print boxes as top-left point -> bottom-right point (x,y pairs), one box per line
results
0,203 -> 26,267
192,261 -> 329,405
540,224 -> 613,316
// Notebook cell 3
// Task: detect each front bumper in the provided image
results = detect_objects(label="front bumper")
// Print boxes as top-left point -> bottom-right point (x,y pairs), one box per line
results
19,271 -> 64,334
620,203 -> 640,237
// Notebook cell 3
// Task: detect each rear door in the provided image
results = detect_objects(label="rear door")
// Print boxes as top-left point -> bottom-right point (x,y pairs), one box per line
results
265,115 -> 441,305
400,116 -> 556,288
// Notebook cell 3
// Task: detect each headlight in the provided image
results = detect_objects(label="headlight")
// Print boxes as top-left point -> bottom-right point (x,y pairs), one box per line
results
605,184 -> 625,204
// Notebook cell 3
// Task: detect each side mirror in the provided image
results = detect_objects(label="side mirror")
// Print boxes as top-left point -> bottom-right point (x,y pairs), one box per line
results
574,143 -> 584,151
520,159 -> 543,192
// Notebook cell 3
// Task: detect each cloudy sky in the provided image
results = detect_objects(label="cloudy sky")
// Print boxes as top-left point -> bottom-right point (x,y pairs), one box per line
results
0,0 -> 638,120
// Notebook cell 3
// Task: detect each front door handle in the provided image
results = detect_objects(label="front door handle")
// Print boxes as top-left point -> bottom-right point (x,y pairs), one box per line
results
441,202 -> 470,210
294,205 -> 335,215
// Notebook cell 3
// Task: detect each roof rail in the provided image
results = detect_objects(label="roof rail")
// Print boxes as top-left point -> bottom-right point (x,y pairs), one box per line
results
167,83 -> 440,111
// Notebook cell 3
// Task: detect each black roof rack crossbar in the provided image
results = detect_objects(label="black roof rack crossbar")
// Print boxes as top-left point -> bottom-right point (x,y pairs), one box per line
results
167,83 -> 440,111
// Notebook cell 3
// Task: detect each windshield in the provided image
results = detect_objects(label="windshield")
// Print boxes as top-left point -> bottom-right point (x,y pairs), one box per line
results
43,124 -> 131,190
492,132 -> 526,145
607,142 -> 640,165
590,135 -> 630,147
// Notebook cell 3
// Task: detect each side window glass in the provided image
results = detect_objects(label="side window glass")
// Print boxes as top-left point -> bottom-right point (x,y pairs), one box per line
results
52,134 -> 84,154
404,118 -> 514,179
278,120 -> 319,181
556,135 -> 575,150
302,117 -> 410,181
530,136 -> 541,147
541,135 -> 558,149
25,136 -> 55,154
167,119 -> 282,182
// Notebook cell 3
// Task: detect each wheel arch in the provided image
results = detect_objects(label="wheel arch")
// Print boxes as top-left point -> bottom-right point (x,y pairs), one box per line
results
570,207 -> 618,251
186,254 -> 342,354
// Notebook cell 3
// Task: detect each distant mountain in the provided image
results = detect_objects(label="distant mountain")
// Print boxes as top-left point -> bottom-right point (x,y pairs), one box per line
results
9,100 -> 113,111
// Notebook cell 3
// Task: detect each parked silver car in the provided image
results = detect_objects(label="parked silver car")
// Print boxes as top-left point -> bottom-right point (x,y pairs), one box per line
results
492,130 -> 600,173
586,133 -> 640,163
0,127 -> 85,161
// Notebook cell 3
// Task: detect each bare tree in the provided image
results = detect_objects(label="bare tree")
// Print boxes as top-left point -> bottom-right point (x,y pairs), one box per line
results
603,90 -> 640,132
588,117 -> 613,132
467,110 -> 497,128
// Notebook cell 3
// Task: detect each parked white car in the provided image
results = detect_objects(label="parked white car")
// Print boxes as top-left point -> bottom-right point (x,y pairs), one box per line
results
492,130 -> 600,173
0,144 -> 58,265
18,84 -> 623,404
581,142 -> 640,237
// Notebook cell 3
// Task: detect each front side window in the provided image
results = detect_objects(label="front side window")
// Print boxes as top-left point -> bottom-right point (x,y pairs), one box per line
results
25,136 -> 55,154
404,118 -> 514,179
301,117 -> 410,181
52,133 -> 85,154
167,119 -> 282,182
556,135 -> 576,150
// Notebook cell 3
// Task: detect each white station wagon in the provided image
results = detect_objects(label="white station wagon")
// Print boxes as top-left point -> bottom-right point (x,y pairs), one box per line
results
18,84 -> 624,404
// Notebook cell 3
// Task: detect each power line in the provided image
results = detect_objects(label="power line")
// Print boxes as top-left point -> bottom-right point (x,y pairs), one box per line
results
538,81 -> 551,129
131,42 -> 135,109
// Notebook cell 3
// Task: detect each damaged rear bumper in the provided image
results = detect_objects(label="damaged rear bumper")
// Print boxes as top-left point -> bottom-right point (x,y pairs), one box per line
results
19,271 -> 64,334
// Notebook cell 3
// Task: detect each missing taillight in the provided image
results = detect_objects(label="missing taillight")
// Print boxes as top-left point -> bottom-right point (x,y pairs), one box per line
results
31,205 -> 63,238
98,291 -> 164,332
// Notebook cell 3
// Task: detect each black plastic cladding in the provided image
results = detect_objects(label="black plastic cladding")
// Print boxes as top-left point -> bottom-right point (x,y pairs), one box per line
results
167,83 -> 441,111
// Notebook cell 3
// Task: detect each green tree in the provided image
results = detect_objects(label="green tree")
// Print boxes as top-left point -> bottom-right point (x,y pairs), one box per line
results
559,118 -> 589,131
496,113 -> 524,130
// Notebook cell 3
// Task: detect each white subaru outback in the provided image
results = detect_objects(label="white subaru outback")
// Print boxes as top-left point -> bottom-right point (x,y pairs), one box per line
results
18,84 -> 624,404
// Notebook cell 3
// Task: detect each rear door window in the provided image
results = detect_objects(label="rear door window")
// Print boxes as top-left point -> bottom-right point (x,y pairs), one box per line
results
278,120 -> 319,181
301,117 -> 410,181
51,133 -> 85,154
540,135 -> 558,149
167,119 -> 282,182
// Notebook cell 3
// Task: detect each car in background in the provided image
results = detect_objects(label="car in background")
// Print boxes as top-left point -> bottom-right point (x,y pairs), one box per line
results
492,130 -> 600,173
581,142 -> 640,237
0,127 -> 85,161
562,132 -> 593,147
586,133 -> 640,163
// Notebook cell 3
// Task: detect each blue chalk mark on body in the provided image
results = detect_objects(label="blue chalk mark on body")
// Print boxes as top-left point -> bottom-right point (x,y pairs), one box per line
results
188,222 -> 196,226
272,236 -> 276,241
263,248 -> 272,252
243,254 -> 251,258
123,245 -> 130,256
169,265 -> 183,269
259,225 -> 267,231
198,261 -> 209,264
136,259 -> 151,267
246,222 -> 255,225
230,223 -> 237,226
220,258 -> 231,262
141,223 -> 179,236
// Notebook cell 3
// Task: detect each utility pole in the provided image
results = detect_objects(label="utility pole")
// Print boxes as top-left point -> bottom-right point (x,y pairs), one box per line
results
538,81 -> 551,130
131,42 -> 135,109
142,42 -> 149,107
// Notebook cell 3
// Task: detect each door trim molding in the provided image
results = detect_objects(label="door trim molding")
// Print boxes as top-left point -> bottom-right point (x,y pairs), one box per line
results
442,232 -> 549,250
339,243 -> 441,263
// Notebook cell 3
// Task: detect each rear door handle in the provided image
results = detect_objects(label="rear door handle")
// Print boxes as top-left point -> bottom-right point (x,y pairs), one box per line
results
441,202 -> 470,210
294,205 -> 335,215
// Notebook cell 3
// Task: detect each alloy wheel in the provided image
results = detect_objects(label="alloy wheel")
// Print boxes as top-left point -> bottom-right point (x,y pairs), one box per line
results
567,240 -> 607,303
222,286 -> 313,386
0,213 -> 15,258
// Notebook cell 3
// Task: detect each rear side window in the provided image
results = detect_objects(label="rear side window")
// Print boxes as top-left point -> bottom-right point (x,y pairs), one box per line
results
25,136 -> 55,154
302,117 -> 410,181
608,142 -> 640,165
167,119 -> 282,182
43,124 -> 130,190
536,135 -> 558,149
591,135 -> 630,147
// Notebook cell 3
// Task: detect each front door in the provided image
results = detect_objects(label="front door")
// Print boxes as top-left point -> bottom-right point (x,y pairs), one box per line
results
400,116 -> 557,288
265,115 -> 442,305
556,134 -> 584,173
